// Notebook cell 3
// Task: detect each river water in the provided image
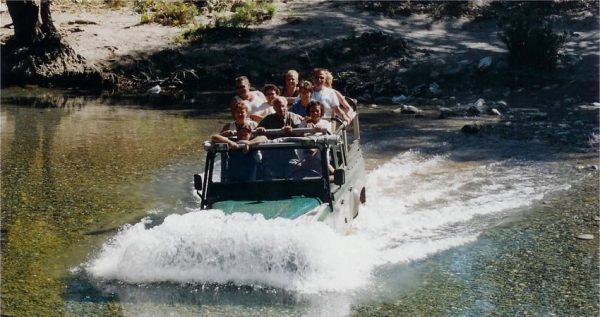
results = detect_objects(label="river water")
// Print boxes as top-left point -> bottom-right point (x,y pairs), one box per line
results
1,88 -> 596,316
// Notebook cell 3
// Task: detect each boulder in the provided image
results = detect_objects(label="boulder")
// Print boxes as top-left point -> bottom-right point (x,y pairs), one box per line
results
467,106 -> 482,116
401,105 -> 422,114
461,123 -> 482,134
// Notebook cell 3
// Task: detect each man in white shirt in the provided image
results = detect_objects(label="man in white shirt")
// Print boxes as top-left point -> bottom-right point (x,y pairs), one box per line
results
230,76 -> 268,122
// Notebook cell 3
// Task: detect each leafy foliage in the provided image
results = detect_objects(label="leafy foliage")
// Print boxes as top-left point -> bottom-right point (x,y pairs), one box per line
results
216,0 -> 276,28
498,13 -> 567,70
104,0 -> 127,8
134,0 -> 199,26
132,0 -> 276,40
233,0 -> 276,26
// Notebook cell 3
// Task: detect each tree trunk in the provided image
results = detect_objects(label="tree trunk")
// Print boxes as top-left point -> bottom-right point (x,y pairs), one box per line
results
40,0 -> 59,40
2,0 -> 109,88
6,0 -> 43,45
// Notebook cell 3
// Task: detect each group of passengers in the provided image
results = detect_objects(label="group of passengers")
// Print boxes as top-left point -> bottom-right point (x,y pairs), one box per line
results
212,67 -> 354,144
210,68 -> 350,181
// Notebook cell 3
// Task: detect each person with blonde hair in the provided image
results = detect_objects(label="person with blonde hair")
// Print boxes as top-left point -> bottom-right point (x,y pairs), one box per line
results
311,68 -> 350,122
282,69 -> 300,104
323,70 -> 356,120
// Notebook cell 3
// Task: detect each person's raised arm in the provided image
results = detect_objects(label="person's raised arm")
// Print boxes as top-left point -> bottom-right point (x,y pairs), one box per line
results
220,123 -> 235,137
241,135 -> 268,153
334,89 -> 356,121
211,134 -> 238,149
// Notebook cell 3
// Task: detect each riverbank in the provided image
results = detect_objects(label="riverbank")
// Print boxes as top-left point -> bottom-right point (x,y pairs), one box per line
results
1,2 -> 598,102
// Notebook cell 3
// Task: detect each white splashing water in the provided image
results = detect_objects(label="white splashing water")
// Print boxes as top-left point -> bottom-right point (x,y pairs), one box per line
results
86,150 -> 573,293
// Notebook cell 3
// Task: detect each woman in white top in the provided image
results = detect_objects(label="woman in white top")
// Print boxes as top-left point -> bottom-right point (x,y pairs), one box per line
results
323,69 -> 356,121
230,76 -> 267,122
311,68 -> 350,122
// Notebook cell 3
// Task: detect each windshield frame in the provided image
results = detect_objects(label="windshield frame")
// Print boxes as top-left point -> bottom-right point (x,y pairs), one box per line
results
201,142 -> 333,207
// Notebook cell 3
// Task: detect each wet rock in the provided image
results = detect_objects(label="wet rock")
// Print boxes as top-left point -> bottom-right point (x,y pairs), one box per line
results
474,98 -> 485,108
439,107 -> 453,119
478,56 -> 492,71
577,104 -> 600,111
466,99 -> 484,116
467,106 -> 482,116
461,123 -> 482,134
489,108 -> 502,116
575,234 -> 594,240
145,84 -> 161,95
401,105 -> 421,114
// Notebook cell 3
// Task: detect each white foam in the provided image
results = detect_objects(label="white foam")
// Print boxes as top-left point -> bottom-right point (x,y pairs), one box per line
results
87,210 -> 375,293
86,150 -> 573,293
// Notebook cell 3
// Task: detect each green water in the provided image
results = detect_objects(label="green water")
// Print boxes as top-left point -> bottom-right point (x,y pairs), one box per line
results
0,89 -> 224,316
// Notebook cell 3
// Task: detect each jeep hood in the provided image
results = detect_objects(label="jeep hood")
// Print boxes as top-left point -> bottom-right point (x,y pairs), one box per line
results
212,197 -> 323,220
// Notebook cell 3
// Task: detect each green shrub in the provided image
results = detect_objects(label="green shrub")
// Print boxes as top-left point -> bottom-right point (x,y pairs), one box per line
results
499,15 -> 567,70
230,0 -> 276,27
133,0 -> 157,14
140,11 -> 153,24
196,0 -> 238,14
133,0 -> 199,26
104,0 -> 127,8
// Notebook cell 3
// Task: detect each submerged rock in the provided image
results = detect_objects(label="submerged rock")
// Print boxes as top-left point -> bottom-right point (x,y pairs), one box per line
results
461,123 -> 482,134
575,234 -> 594,240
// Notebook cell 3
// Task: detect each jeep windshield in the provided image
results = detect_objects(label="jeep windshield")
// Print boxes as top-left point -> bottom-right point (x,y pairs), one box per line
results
199,135 -> 340,206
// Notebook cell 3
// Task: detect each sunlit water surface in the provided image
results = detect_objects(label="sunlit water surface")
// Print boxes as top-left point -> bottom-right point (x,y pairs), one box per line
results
0,90 -> 584,316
